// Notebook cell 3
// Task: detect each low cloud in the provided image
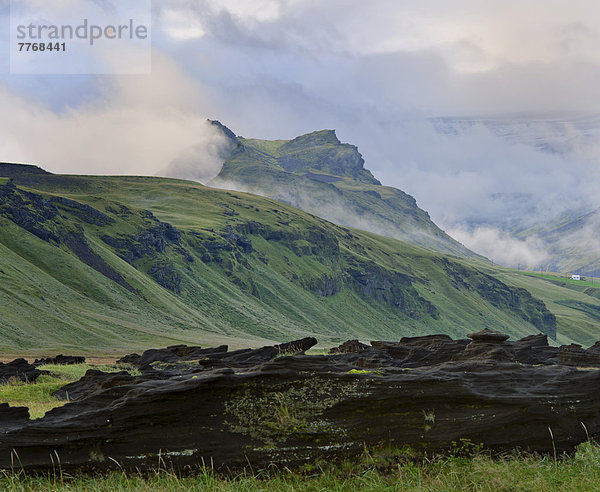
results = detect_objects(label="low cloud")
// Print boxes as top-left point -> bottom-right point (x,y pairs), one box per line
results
360,118 -> 600,231
447,225 -> 550,268
161,135 -> 235,183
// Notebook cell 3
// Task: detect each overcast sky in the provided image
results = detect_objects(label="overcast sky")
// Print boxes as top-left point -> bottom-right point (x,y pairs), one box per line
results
2,0 -> 600,265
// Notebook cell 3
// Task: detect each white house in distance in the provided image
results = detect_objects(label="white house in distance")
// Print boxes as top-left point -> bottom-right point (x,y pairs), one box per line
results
571,274 -> 581,281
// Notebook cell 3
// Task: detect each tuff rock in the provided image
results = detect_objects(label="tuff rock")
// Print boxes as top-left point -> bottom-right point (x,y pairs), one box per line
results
0,359 -> 42,383
1,332 -> 600,472
33,355 -> 86,366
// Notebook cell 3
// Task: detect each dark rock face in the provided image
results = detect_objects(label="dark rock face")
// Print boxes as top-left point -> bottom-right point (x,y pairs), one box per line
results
49,197 -> 113,225
149,262 -> 182,294
0,359 -> 42,383
33,355 -> 86,366
0,184 -> 114,241
208,119 -> 239,142
302,274 -> 341,297
3,333 -> 600,473
100,212 -> 187,293
221,227 -> 253,253
347,260 -> 438,320
0,183 -> 60,241
101,220 -> 182,265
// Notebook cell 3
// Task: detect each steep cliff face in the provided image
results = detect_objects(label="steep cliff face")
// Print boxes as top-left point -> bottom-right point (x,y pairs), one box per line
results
209,122 -> 482,259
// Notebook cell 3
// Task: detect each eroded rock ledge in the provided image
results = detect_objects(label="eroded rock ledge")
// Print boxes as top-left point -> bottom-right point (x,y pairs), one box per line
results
2,330 -> 600,473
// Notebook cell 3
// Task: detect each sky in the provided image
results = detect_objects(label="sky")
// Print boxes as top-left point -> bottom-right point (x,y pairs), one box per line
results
2,0 -> 600,266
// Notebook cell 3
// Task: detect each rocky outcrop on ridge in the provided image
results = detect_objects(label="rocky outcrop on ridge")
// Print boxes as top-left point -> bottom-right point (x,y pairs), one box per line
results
1,331 -> 600,473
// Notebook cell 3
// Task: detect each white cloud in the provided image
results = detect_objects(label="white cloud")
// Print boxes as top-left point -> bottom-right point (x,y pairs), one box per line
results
162,8 -> 206,41
0,52 -> 227,177
448,225 -> 550,268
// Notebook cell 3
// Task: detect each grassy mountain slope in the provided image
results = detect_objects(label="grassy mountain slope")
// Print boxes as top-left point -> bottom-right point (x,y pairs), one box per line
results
0,165 -> 598,355
210,123 -> 481,259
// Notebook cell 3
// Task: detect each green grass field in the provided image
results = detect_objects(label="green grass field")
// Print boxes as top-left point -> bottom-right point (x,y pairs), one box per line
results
499,269 -> 600,346
520,271 -> 600,288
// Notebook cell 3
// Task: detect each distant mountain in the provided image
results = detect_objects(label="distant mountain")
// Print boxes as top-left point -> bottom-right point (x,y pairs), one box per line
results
4,163 -> 598,353
431,115 -> 600,275
208,121 -> 481,260
514,208 -> 600,276
431,114 -> 600,157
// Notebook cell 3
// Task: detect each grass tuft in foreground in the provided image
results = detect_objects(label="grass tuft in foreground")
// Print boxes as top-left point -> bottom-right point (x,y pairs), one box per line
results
1,443 -> 600,491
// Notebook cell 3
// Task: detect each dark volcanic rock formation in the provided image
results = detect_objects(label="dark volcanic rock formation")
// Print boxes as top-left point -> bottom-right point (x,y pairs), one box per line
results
557,342 -> 600,367
2,332 -> 600,473
52,370 -> 136,401
33,355 -> 86,366
118,337 -> 317,370
118,344 -> 229,367
0,359 -> 42,383
329,339 -> 369,354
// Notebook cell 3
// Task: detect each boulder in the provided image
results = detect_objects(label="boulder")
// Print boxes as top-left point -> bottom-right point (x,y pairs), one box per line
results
329,340 -> 369,354
0,359 -> 42,383
467,328 -> 510,343
116,353 -> 141,365
33,355 -> 86,366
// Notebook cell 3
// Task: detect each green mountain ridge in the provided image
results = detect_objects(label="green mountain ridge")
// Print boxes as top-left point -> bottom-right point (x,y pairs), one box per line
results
1,164 -> 600,354
209,122 -> 483,260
